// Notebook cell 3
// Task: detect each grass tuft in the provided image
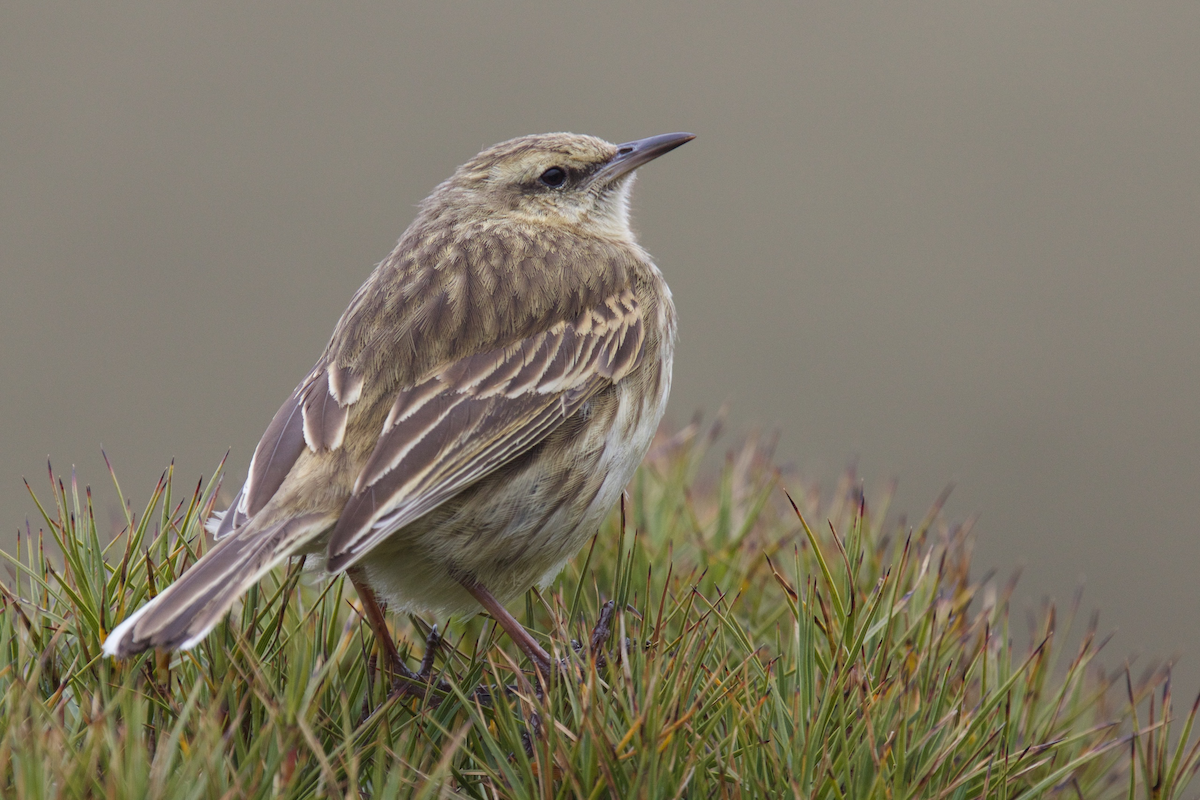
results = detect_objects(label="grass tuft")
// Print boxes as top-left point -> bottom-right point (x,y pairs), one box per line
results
2,423 -> 1197,798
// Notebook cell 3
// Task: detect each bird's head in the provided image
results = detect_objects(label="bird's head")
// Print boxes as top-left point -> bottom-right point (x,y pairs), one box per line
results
429,132 -> 694,241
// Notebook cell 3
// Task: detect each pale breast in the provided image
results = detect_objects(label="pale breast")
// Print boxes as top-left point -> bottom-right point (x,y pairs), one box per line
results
572,272 -> 675,540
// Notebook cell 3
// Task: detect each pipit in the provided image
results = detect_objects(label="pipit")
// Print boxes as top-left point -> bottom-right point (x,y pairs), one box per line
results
103,131 -> 693,682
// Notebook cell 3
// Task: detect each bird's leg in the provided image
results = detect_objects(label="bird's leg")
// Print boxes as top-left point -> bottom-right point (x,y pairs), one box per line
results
589,600 -> 616,659
460,579 -> 555,680
572,601 -> 616,668
415,624 -> 442,681
347,569 -> 425,689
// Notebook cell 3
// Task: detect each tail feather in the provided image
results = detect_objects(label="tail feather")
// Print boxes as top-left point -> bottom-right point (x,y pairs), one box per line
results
103,513 -> 329,657
204,486 -> 249,538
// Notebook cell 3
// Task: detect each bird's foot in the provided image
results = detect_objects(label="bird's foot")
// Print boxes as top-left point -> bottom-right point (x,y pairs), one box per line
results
388,624 -> 449,699
570,600 -> 616,670
588,600 -> 616,660
482,603 -> 619,757
519,599 -> 618,690
470,602 -> 617,706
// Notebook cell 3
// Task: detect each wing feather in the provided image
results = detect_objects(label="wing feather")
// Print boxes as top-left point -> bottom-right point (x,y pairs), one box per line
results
214,360 -> 364,538
215,389 -> 307,538
326,287 -> 644,572
302,369 -> 350,451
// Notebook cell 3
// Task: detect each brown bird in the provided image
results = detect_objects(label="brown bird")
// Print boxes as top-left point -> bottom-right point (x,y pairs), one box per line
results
103,131 -> 693,679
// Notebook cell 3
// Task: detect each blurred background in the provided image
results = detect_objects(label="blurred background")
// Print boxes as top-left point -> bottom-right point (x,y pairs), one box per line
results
3,3 -> 1198,687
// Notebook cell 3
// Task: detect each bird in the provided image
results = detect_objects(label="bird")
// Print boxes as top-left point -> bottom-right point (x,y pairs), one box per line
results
102,131 -> 693,680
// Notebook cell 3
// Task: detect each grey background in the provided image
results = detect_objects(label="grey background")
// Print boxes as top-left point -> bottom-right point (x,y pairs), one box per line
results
4,4 -> 1198,687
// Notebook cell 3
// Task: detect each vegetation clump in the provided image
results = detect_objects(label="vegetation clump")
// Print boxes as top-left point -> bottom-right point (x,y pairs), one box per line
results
2,423 -> 1197,798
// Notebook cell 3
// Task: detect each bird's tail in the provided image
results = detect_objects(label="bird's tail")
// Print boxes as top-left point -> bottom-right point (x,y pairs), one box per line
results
103,512 -> 330,658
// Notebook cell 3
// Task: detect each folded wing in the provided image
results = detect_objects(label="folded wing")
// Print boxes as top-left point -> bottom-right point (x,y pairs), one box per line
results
325,287 -> 645,572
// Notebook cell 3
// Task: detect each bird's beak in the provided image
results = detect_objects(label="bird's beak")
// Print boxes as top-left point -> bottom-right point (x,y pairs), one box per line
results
591,132 -> 696,186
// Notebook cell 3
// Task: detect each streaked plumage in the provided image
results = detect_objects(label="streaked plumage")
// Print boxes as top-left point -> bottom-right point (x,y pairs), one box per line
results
103,131 -> 692,671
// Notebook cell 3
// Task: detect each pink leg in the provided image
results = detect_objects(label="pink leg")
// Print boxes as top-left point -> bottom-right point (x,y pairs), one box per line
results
348,569 -> 422,685
461,579 -> 554,679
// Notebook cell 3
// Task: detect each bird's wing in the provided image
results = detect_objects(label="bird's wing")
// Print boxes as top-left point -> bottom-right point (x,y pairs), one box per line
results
208,385 -> 308,538
324,286 -> 645,573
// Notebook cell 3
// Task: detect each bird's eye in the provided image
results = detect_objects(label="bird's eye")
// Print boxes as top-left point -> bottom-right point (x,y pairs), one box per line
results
539,167 -> 567,188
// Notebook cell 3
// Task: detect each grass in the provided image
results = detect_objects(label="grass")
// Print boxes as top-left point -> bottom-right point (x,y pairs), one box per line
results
2,421 -> 1199,798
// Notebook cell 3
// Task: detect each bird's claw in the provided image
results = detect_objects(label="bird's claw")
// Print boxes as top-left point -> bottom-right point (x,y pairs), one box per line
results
388,624 -> 448,699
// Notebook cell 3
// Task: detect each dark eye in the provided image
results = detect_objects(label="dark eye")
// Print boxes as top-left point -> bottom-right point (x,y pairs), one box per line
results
539,167 -> 567,188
